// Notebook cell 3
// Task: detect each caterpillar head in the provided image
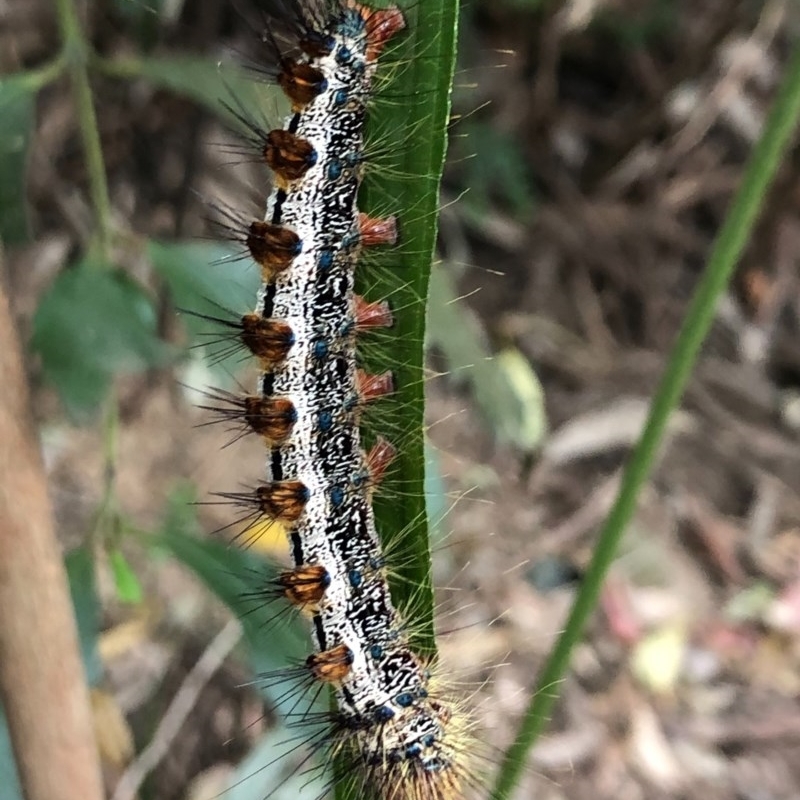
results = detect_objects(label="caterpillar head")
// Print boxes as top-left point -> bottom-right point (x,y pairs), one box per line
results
344,696 -> 470,800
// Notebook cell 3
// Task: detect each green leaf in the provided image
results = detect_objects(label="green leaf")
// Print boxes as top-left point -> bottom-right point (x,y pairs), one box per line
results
148,239 -> 261,321
31,258 -> 171,415
456,122 -> 536,219
0,74 -> 36,244
492,349 -> 547,450
109,549 -> 143,604
428,265 -> 547,452
358,0 -> 460,659
65,545 -> 103,687
148,239 -> 262,376
98,56 -> 287,131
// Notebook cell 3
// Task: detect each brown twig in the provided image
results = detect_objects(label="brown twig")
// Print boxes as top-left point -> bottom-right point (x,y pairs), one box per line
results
0,263 -> 105,800
110,619 -> 242,800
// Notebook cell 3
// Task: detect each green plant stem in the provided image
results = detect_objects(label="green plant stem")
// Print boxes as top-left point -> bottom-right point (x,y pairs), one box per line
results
89,53 -> 142,77
20,55 -> 69,91
490,42 -> 800,800
90,394 -> 120,545
53,0 -> 112,258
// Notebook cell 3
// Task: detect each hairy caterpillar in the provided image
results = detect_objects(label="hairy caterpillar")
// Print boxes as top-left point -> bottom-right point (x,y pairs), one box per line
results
203,2 -> 471,798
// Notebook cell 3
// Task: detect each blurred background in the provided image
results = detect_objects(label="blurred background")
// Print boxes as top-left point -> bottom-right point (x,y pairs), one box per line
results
2,0 -> 800,798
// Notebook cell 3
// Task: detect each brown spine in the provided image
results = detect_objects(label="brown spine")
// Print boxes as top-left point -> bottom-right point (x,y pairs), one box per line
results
239,315 -> 294,367
280,61 -> 328,108
247,221 -> 302,278
279,565 -> 330,610
243,396 -> 296,443
306,644 -> 354,683
263,130 -> 317,183
255,481 -> 309,523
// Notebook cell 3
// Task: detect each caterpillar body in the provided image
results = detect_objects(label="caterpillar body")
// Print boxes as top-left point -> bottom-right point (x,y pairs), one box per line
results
213,2 -> 470,798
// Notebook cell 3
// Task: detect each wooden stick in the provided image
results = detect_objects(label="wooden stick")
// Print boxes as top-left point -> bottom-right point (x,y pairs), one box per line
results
0,267 -> 105,800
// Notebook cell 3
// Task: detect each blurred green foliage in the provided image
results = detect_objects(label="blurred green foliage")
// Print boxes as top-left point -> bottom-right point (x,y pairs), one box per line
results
428,264 -> 546,454
454,122 -> 536,220
593,0 -> 679,48
0,74 -> 37,244
31,260 -> 171,414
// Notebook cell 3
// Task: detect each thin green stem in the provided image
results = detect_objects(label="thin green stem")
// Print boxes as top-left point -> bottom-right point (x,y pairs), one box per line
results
89,54 -> 146,80
490,42 -> 800,800
53,0 -> 112,258
91,394 -> 120,544
18,55 -> 69,91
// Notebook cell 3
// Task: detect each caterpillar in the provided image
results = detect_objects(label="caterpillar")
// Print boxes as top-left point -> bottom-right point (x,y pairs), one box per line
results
205,2 -> 471,798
